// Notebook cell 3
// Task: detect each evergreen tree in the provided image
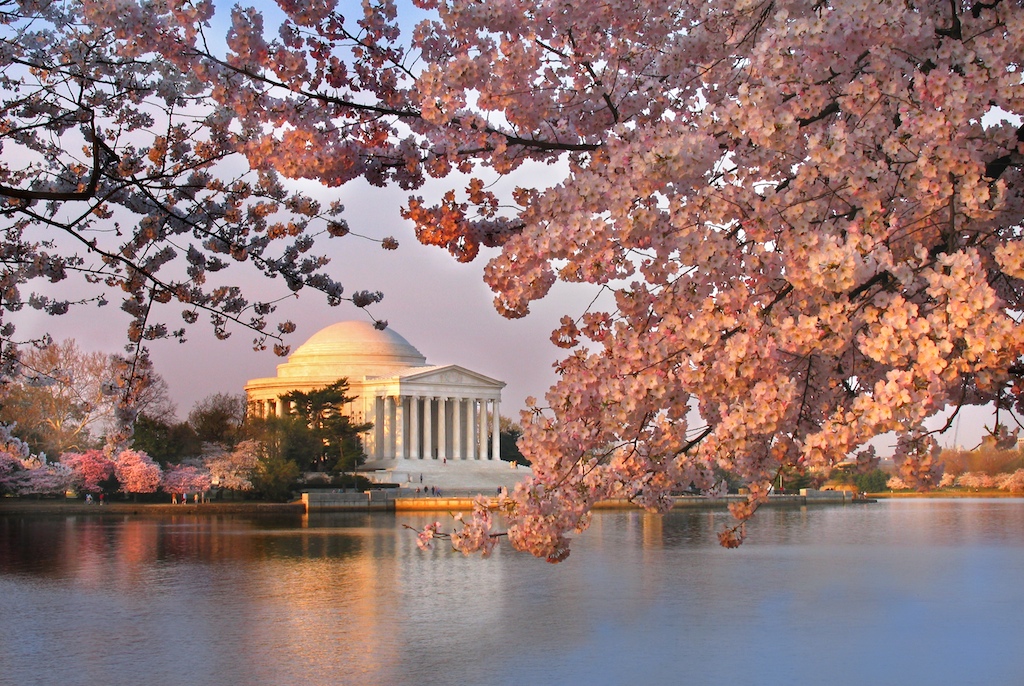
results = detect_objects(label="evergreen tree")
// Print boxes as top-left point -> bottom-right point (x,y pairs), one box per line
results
281,379 -> 372,472
132,413 -> 202,465
498,417 -> 528,466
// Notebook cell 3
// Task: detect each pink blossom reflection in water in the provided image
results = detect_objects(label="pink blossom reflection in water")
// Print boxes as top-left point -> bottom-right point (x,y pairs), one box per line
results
2,500 -> 1023,686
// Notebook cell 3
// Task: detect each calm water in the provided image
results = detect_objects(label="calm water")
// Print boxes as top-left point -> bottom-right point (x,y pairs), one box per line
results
2,500 -> 1023,686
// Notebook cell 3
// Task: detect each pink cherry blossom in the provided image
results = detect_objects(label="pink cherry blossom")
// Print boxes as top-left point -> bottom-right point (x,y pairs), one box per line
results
113,449 -> 162,495
403,0 -> 1024,558
204,440 -> 261,491
60,450 -> 116,494
161,464 -> 213,495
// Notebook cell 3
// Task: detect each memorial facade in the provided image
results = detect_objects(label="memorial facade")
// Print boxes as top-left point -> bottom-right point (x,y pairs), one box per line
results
244,321 -> 506,464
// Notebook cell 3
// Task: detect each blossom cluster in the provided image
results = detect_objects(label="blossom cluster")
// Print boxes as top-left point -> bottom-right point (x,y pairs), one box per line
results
1,438 -> 261,498
418,0 -> 1024,558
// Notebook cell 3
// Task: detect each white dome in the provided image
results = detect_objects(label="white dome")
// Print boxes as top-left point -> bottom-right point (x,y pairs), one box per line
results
277,321 -> 427,380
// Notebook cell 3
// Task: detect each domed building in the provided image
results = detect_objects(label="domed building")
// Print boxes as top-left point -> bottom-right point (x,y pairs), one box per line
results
245,321 -> 512,484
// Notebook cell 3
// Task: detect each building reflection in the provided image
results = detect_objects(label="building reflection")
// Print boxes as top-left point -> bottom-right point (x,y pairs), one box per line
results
6,502 -> 1024,684
0,512 -> 515,682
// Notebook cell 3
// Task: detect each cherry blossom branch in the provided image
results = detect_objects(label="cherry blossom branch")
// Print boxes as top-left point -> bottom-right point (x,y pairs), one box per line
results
0,111 -> 105,201
194,46 -> 602,161
13,202 -> 299,349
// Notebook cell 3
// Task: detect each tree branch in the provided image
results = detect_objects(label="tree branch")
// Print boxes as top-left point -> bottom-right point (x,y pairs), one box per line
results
0,111 -> 105,201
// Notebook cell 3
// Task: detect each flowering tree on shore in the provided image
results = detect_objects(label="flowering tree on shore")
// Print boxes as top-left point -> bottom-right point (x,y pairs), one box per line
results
60,449 -> 116,494
0,340 -> 175,456
113,449 -> 162,497
0,426 -> 71,496
1,1 -> 1023,558
204,440 -> 261,492
957,472 -> 998,490
0,424 -> 33,495
954,469 -> 1024,493
996,469 -> 1024,493
13,456 -> 72,496
161,463 -> 213,496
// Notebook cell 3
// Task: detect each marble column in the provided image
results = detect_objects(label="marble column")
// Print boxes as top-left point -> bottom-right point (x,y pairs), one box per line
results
395,395 -> 405,459
385,395 -> 397,458
423,397 -> 433,460
470,399 -> 477,460
374,396 -> 386,459
477,398 -> 488,461
491,398 -> 501,460
465,399 -> 474,460
410,395 -> 421,459
468,401 -> 475,458
453,397 -> 464,460
438,397 -> 448,460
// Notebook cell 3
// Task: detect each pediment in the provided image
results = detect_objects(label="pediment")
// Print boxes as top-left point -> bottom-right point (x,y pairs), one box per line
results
397,364 -> 505,390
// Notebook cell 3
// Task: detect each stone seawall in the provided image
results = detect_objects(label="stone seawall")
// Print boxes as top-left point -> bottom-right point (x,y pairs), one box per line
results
302,490 -> 393,511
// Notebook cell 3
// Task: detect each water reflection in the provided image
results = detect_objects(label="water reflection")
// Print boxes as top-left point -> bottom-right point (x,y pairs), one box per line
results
2,500 -> 1024,686
0,514 -> 370,576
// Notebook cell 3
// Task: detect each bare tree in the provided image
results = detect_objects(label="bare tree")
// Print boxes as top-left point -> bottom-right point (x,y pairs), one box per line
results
0,339 -> 173,455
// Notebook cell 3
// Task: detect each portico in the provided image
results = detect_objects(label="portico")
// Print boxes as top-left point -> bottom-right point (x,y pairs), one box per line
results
362,367 -> 503,461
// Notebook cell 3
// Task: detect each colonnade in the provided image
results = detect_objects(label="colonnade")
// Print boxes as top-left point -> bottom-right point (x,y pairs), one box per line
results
249,397 -> 290,418
368,395 -> 500,461
247,391 -> 502,462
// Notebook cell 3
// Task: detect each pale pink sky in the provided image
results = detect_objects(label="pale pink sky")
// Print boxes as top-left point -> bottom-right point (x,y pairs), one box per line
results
16,176 -> 593,423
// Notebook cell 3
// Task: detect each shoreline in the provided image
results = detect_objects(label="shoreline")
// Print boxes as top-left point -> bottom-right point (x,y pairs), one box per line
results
0,499 -> 306,516
868,490 -> 1023,498
2,490 -> 1020,518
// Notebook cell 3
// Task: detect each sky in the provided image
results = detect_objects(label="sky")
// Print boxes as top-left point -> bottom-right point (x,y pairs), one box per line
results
15,173 -> 594,424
